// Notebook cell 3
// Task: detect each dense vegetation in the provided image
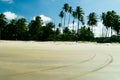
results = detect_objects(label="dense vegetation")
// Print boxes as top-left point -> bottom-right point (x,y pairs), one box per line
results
0,3 -> 120,42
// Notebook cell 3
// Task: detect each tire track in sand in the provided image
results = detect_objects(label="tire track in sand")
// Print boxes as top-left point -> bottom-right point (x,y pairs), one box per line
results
6,53 -> 96,77
64,53 -> 113,80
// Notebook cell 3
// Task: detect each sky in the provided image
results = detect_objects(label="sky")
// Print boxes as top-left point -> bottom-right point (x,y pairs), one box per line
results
0,0 -> 120,37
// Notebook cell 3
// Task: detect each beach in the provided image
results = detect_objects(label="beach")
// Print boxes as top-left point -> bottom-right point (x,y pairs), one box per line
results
0,41 -> 120,80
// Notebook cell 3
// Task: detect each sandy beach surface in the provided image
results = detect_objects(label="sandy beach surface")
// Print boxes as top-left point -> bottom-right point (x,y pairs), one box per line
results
0,41 -> 120,80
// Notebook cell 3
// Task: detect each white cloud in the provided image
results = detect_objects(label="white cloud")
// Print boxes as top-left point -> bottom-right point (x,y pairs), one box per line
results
4,11 -> 17,20
93,22 -> 104,37
67,22 -> 77,30
40,15 -> 52,22
66,22 -> 105,37
33,15 -> 52,23
68,22 -> 106,37
68,22 -> 77,28
1,0 -> 13,4
93,22 -> 116,37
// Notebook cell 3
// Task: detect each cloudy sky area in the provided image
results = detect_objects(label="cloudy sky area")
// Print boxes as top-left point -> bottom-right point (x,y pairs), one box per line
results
0,0 -> 120,37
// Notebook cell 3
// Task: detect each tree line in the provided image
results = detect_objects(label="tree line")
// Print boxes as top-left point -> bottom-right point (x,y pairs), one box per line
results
0,3 -> 120,42
59,3 -> 120,36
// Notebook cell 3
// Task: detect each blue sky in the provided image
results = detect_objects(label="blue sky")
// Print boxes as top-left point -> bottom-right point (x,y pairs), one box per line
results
0,0 -> 120,24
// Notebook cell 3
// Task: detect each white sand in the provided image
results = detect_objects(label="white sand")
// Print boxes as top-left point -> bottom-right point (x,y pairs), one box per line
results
0,41 -> 120,80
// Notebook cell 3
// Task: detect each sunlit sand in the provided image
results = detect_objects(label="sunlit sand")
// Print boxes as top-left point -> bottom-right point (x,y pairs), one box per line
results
0,41 -> 120,80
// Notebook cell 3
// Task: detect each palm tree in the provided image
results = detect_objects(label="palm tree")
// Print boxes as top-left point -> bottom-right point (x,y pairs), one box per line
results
59,10 -> 64,28
68,6 -> 73,27
16,18 -> 28,40
110,10 -> 116,36
28,16 -> 43,40
0,13 -> 7,40
63,3 -> 69,28
58,23 -> 62,28
112,13 -> 120,35
103,10 -> 117,37
87,12 -> 97,33
2,19 -> 17,40
101,12 -> 108,37
72,11 -> 77,31
113,16 -> 120,35
76,6 -> 84,32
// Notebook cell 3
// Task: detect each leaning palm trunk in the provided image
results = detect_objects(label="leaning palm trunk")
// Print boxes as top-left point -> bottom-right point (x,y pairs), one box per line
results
64,13 -> 66,28
72,20 -> 75,31
61,18 -> 62,28
111,27 -> 113,36
77,20 -> 79,33
92,26 -> 94,34
101,26 -> 103,37
68,13 -> 71,27
106,28 -> 109,37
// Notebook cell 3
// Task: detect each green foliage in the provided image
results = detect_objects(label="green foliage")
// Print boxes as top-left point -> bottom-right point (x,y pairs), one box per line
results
2,19 -> 17,40
97,36 -> 120,43
96,37 -> 111,43
62,27 -> 73,41
76,6 -> 84,29
16,18 -> 28,40
0,13 -> 7,39
77,26 -> 94,41
28,16 -> 43,40
1,3 -> 120,43
59,11 -> 64,27
39,22 -> 55,41
63,3 -> 69,12
87,12 -> 97,27
53,28 -> 61,41
101,11 -> 120,36
59,11 -> 64,19
110,35 -> 120,42
112,14 -> 120,35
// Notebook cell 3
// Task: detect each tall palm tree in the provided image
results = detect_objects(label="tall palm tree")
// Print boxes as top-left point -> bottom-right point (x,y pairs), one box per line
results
28,16 -> 43,40
16,18 -> 27,40
3,19 -> 17,40
103,10 -> 117,37
110,10 -> 116,36
87,12 -> 97,33
63,3 -> 69,28
72,11 -> 77,31
72,11 -> 77,30
76,6 -> 84,32
113,15 -> 120,35
68,6 -> 73,27
101,12 -> 107,37
59,10 -> 64,28
0,13 -> 7,40
58,23 -> 62,28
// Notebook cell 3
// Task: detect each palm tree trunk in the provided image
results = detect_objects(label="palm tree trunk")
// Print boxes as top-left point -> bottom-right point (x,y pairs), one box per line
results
102,26 -> 104,37
92,26 -> 94,34
77,20 -> 79,33
73,20 -> 74,31
64,13 -> 66,28
111,27 -> 112,36
61,18 -> 62,28
68,13 -> 70,27
106,28 -> 108,37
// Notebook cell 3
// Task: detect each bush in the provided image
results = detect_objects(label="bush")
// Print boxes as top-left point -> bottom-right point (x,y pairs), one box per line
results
77,27 -> 94,41
97,35 -> 120,43
110,35 -> 120,42
97,37 -> 111,43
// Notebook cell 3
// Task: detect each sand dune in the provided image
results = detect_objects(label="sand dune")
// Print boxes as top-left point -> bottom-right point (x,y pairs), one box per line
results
0,41 -> 120,80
